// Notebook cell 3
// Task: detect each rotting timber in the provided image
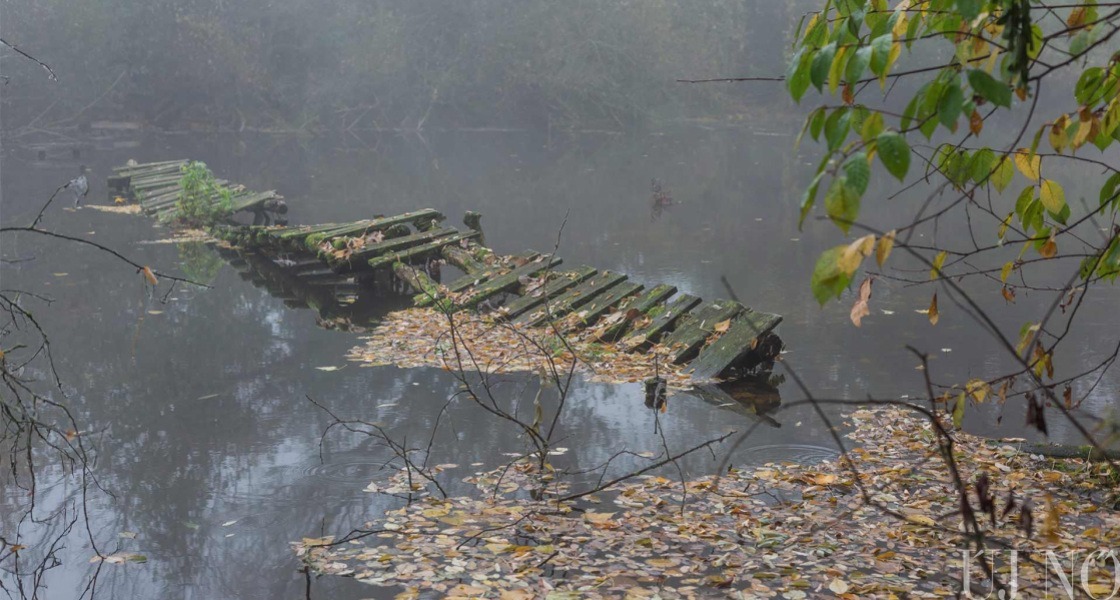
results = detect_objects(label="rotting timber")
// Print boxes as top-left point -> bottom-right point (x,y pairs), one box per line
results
109,160 -> 784,382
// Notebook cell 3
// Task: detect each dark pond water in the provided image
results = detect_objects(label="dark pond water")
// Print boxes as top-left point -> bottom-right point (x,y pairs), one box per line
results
2,125 -> 1117,599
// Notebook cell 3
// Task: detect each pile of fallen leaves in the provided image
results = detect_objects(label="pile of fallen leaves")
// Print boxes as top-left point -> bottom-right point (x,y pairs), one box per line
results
348,307 -> 696,387
296,407 -> 1120,598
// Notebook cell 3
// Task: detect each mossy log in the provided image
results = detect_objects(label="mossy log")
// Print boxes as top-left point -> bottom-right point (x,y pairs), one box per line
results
394,263 -> 452,311
332,227 -> 459,272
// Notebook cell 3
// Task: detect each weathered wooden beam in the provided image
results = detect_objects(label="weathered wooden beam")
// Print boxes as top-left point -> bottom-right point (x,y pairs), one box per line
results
303,219 -> 382,250
333,227 -> 459,271
455,255 -> 562,310
661,300 -> 745,364
441,244 -> 487,275
514,271 -> 627,328
498,267 -> 598,319
561,281 -> 643,332
588,284 -> 676,342
619,293 -> 701,351
112,159 -> 188,174
366,231 -> 480,271
441,251 -> 540,295
394,262 -> 452,311
687,311 -> 783,381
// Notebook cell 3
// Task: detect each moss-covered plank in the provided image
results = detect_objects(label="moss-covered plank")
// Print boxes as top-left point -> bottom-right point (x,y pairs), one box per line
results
660,300 -> 745,364
394,262 -> 453,311
285,209 -> 442,246
454,255 -> 563,310
619,293 -> 701,351
441,244 -> 487,275
561,281 -> 643,332
686,311 -> 783,381
514,271 -> 627,328
589,284 -> 676,342
498,267 -> 598,319
113,159 -> 188,174
304,220 -> 383,250
333,226 -> 459,271
414,251 -> 541,307
365,231 -> 480,271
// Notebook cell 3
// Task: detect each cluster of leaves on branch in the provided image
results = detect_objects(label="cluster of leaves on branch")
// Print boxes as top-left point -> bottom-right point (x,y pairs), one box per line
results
786,0 -> 1120,429
790,0 -> 1120,300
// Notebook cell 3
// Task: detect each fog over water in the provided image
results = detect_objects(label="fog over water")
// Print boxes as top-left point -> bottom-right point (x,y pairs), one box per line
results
2,2 -> 1118,598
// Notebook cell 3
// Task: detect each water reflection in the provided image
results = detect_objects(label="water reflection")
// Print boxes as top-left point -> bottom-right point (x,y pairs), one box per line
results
1,125 -> 1117,599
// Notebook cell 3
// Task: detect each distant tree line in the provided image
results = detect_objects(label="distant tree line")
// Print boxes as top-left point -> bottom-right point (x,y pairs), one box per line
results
2,0 -> 797,132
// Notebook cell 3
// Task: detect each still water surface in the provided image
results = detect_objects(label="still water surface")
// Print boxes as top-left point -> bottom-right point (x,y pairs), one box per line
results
1,127 -> 1116,599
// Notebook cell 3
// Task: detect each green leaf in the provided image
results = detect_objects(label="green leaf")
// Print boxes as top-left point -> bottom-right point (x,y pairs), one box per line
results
845,45 -> 872,84
991,157 -> 1014,193
1101,172 -> 1120,212
810,245 -> 853,305
1075,67 -> 1104,106
876,131 -> 910,181
937,81 -> 964,130
968,69 -> 1012,108
809,107 -> 827,141
788,47 -> 813,103
824,108 -> 851,151
810,43 -> 836,92
869,34 -> 893,77
843,153 -> 871,196
952,393 -> 966,429
825,175 -> 860,233
970,148 -> 995,183
800,171 -> 825,229
860,111 -> 884,142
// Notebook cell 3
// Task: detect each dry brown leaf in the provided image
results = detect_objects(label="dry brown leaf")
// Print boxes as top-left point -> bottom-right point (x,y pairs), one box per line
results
850,277 -> 872,327
141,266 -> 159,286
928,293 -> 939,326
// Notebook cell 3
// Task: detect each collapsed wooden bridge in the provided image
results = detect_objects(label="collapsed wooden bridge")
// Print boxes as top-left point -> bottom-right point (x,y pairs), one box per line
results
109,160 -> 784,383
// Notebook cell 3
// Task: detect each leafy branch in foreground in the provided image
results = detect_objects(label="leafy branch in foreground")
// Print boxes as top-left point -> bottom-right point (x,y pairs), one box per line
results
787,0 -> 1120,435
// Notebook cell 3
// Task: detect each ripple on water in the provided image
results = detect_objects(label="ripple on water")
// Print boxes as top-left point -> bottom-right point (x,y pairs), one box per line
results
739,444 -> 840,465
303,460 -> 395,485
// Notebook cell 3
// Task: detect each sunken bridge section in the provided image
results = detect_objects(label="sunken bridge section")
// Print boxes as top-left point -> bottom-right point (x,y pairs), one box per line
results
110,160 -> 784,383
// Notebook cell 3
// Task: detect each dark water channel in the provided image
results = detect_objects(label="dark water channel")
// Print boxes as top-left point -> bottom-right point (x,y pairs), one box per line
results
1,128 -> 1117,599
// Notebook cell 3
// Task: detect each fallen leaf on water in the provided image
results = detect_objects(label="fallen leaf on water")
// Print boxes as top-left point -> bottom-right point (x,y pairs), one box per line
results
315,366 -> 343,372
713,319 -> 731,334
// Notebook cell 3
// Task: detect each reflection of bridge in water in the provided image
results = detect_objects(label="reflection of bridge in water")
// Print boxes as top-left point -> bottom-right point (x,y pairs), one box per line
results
111,159 -> 785,383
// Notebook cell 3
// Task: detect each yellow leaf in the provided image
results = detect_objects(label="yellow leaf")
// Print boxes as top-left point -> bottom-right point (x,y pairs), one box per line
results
1000,261 -> 1014,282
997,212 -> 1012,241
1013,148 -> 1041,181
928,293 -> 939,326
829,579 -> 850,595
713,319 -> 731,334
876,230 -> 896,267
907,514 -> 937,526
1039,179 -> 1065,214
141,266 -> 159,286
829,46 -> 848,95
839,234 -> 876,276
584,511 -> 615,524
966,379 -> 990,403
1049,115 -> 1069,153
930,250 -> 947,280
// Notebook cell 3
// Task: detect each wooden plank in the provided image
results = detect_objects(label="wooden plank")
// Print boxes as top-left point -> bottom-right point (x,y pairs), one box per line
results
687,310 -> 783,381
414,251 -> 541,308
298,209 -> 441,248
334,227 -> 459,271
498,267 -> 598,319
561,281 -> 643,332
660,300 -> 745,364
441,243 -> 488,275
443,251 -> 539,294
454,255 -> 563,310
393,263 -> 452,311
303,219 -> 383,250
229,190 -> 281,213
619,293 -> 701,351
366,232 -> 479,271
588,284 -> 676,342
514,271 -> 627,328
113,159 -> 188,174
